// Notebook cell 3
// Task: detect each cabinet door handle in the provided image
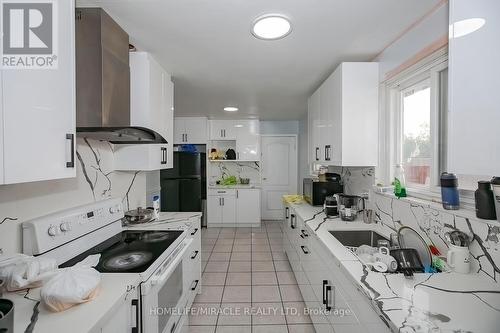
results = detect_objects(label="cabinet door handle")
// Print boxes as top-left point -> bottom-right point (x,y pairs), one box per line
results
325,285 -> 332,311
219,197 -> 222,206
131,299 -> 139,333
191,279 -> 199,291
66,134 -> 75,168
222,197 -> 224,206
300,245 -> 309,254
236,190 -> 239,199
191,250 -> 199,259
220,129 -> 223,138
223,129 -> 226,137
325,145 -> 331,161
322,280 -> 328,305
191,228 -> 198,236
290,214 -> 296,229
300,229 -> 309,239
161,147 -> 167,164
185,133 -> 188,142
285,207 -> 289,219
315,147 -> 319,161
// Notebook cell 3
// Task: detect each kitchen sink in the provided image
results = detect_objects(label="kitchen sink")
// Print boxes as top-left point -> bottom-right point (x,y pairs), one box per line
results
329,230 -> 389,248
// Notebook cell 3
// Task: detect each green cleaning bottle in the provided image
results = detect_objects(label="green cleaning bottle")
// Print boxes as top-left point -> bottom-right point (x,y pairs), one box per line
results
394,164 -> 407,198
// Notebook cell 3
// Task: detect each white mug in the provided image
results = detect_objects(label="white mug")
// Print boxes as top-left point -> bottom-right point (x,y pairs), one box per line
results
447,244 -> 471,274
373,248 -> 398,273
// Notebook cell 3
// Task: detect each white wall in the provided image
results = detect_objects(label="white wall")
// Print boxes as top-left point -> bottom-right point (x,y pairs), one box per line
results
375,1 -> 449,81
260,121 -> 299,135
0,138 -> 146,254
297,116 -> 309,194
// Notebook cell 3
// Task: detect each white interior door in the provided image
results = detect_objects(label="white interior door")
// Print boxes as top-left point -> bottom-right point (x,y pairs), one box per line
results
261,136 -> 298,220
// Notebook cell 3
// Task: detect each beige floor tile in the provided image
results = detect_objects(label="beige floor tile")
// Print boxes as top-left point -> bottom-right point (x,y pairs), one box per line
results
252,325 -> 288,333
232,245 -> 251,252
252,261 -> 275,272
252,245 -> 271,252
283,302 -> 312,324
202,245 -> 215,253
279,285 -> 303,302
215,326 -> 251,333
222,286 -> 251,303
251,238 -> 270,245
252,285 -> 281,302
251,233 -> 268,239
202,272 -> 227,286
202,238 -> 217,245
185,326 -> 216,333
252,272 -> 278,285
215,239 -> 234,245
273,260 -> 292,272
235,234 -> 251,240
228,261 -> 251,272
217,303 -> 251,326
230,252 -> 251,261
276,271 -> 298,285
271,251 -> 287,261
194,287 -> 224,303
233,239 -> 251,245
287,324 -> 316,333
251,303 -> 286,325
209,252 -> 232,261
213,244 -> 233,252
188,303 -> 219,325
252,252 -> 273,261
225,272 -> 251,286
204,261 -> 229,273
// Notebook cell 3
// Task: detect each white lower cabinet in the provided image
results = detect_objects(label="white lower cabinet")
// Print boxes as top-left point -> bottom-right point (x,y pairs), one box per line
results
236,189 -> 260,224
113,144 -> 169,171
207,190 -> 237,225
207,189 -> 260,226
184,218 -> 202,306
282,205 -> 390,332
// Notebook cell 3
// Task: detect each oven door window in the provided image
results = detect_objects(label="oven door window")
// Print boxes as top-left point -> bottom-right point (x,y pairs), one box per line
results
158,263 -> 183,333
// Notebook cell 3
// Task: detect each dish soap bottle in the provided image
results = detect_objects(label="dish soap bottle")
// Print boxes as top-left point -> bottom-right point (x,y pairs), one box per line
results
394,164 -> 407,198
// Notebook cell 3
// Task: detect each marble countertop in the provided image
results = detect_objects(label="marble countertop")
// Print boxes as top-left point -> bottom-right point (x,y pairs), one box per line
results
2,214 -> 200,333
208,184 -> 261,189
288,201 -> 500,333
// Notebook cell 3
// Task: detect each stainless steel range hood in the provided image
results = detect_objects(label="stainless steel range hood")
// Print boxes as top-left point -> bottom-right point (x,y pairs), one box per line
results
75,8 -> 166,144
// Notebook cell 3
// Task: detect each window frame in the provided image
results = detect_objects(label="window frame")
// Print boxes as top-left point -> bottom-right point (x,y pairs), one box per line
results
381,48 -> 450,197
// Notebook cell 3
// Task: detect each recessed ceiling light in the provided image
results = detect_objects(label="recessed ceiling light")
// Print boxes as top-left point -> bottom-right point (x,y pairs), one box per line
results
252,14 -> 292,40
224,106 -> 239,112
449,18 -> 485,38
234,124 -> 244,128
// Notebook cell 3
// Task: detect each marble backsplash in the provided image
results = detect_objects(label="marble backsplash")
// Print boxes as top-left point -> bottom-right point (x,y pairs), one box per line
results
372,192 -> 500,282
208,161 -> 260,185
328,166 -> 375,195
0,138 -> 146,254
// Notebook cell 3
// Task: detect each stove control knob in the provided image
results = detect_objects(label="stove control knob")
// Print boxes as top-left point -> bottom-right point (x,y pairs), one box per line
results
60,222 -> 71,232
47,225 -> 58,237
109,205 -> 121,214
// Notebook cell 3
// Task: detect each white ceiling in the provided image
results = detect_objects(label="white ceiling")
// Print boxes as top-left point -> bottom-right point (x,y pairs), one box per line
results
78,0 -> 439,120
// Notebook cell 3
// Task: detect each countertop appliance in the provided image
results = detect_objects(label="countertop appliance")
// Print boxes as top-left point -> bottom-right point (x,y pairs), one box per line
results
75,8 -> 166,144
161,151 -> 206,225
324,195 -> 338,217
22,198 -> 193,333
303,175 -> 343,206
337,194 -> 365,221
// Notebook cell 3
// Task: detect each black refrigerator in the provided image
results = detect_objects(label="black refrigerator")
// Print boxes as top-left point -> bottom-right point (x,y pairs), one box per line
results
160,151 -> 206,213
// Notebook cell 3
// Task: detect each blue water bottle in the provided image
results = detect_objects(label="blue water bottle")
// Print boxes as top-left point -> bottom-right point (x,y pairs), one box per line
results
441,173 -> 459,210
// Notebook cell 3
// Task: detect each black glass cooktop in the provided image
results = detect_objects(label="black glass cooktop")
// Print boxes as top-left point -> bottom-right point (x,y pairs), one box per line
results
60,230 -> 183,273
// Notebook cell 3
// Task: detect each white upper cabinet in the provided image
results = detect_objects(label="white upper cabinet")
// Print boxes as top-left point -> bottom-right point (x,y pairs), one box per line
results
209,120 -> 260,161
235,120 -> 260,161
209,120 -> 237,140
115,51 -> 173,170
308,62 -> 379,167
448,0 -> 499,176
174,117 -> 208,144
1,0 -> 76,185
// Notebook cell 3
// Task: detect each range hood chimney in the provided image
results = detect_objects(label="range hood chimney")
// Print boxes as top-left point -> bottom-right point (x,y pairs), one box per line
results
75,8 -> 166,144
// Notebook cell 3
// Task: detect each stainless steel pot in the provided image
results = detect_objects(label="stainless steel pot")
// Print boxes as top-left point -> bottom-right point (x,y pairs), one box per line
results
123,207 -> 155,225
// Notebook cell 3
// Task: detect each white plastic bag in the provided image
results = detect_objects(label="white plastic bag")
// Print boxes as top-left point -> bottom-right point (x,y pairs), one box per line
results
0,254 -> 58,291
41,266 -> 101,312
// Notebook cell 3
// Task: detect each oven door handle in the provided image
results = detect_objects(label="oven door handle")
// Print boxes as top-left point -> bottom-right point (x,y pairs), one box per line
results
151,238 -> 193,286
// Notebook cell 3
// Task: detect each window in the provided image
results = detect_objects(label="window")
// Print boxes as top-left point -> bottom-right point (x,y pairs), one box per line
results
383,50 -> 449,194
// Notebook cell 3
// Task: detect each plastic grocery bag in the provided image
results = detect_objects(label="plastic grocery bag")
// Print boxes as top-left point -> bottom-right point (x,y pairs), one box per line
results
41,266 -> 101,312
0,254 -> 58,291
40,254 -> 101,312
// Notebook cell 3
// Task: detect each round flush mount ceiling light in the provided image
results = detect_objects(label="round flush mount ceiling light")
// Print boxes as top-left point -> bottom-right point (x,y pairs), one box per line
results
224,106 -> 239,112
449,18 -> 485,38
252,14 -> 292,40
